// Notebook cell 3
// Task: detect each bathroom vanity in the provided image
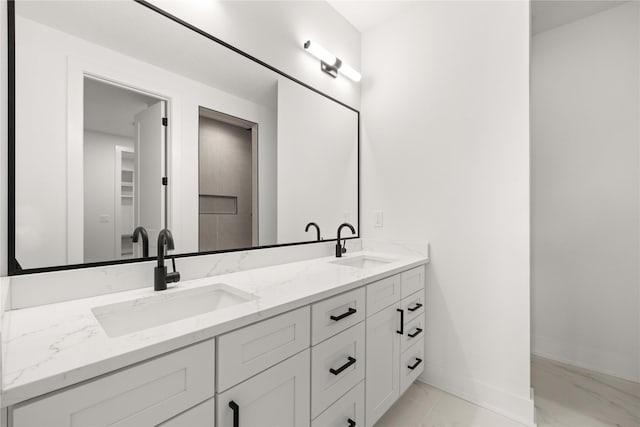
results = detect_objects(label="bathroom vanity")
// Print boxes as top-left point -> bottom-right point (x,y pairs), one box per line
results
4,1 -> 429,425
2,251 -> 427,427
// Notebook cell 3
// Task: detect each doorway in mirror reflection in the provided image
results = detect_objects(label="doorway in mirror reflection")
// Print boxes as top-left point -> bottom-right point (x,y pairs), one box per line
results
83,77 -> 167,263
198,107 -> 258,251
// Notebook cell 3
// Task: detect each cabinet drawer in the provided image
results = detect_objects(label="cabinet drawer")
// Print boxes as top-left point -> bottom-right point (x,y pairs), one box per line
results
401,266 -> 425,298
400,338 -> 425,395
311,322 -> 365,418
312,288 -> 365,345
401,313 -> 425,353
217,349 -> 310,427
312,381 -> 364,427
159,398 -> 215,426
12,340 -> 215,427
400,290 -> 425,325
217,306 -> 310,392
366,274 -> 401,316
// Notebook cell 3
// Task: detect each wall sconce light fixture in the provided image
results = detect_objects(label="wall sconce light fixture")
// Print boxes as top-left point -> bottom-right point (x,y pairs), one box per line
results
304,40 -> 361,82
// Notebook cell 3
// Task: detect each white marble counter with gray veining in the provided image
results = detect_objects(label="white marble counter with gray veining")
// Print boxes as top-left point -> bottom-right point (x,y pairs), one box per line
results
1,248 -> 428,407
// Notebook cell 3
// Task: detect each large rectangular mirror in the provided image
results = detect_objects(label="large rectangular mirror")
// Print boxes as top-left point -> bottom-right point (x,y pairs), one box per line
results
10,0 -> 359,273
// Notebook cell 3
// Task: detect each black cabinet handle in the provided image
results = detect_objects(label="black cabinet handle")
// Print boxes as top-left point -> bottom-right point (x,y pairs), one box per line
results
408,327 -> 423,338
347,419 -> 356,427
330,307 -> 357,321
396,308 -> 404,334
408,358 -> 423,370
330,356 -> 356,375
408,302 -> 423,312
229,401 -> 239,427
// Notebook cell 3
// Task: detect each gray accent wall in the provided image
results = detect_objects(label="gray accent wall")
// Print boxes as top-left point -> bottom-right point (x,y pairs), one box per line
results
198,116 -> 253,251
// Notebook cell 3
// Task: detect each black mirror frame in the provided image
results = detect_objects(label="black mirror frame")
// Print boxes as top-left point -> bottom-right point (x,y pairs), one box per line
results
6,0 -> 360,275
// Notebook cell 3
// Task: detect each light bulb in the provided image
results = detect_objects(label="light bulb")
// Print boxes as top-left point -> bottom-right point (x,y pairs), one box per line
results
339,63 -> 362,82
304,40 -> 337,66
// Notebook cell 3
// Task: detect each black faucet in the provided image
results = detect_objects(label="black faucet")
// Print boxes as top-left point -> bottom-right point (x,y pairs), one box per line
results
132,226 -> 149,258
305,222 -> 322,241
154,229 -> 180,291
335,223 -> 356,258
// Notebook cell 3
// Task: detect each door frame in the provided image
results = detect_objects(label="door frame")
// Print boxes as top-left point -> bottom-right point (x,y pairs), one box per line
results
197,106 -> 259,247
67,56 -> 173,263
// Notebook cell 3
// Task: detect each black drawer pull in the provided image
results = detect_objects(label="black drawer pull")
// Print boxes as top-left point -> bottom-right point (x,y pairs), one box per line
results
408,302 -> 423,312
408,327 -> 423,338
330,356 -> 356,375
348,419 -> 356,427
229,400 -> 239,427
396,308 -> 404,334
330,307 -> 357,321
408,358 -> 423,370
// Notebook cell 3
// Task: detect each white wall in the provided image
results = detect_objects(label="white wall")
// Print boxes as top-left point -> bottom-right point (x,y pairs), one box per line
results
83,131 -> 133,263
149,0 -> 361,110
277,78 -> 358,243
14,16 -> 277,268
532,2 -> 640,382
360,1 -> 533,424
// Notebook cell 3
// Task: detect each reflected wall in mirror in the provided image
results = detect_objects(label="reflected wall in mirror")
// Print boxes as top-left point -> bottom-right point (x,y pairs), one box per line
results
11,0 -> 359,273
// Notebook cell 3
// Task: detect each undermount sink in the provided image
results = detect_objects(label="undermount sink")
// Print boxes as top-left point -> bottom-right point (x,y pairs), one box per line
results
92,283 -> 255,337
331,255 -> 394,269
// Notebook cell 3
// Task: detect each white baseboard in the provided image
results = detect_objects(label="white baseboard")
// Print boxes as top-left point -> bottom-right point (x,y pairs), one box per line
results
419,364 -> 537,427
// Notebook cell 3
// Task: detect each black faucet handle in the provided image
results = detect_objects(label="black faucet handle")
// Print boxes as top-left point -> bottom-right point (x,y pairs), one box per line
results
168,256 -> 180,284
166,271 -> 180,284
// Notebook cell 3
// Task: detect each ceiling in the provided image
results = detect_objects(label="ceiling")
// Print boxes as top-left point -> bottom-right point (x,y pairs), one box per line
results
328,0 -> 627,35
84,78 -> 159,138
327,1 -> 414,33
531,0 -> 627,34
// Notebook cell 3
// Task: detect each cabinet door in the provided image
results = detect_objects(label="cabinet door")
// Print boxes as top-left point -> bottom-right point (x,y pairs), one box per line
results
12,340 -> 215,427
217,349 -> 310,427
365,304 -> 400,427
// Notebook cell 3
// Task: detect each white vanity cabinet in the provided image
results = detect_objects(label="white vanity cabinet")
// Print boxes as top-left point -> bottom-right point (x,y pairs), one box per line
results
365,266 -> 426,427
10,340 -> 216,427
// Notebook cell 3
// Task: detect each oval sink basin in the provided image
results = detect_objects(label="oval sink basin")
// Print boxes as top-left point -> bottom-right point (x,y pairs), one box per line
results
330,255 -> 393,269
92,283 -> 255,337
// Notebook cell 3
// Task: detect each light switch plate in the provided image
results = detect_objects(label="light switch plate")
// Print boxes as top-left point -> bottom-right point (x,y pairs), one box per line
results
374,211 -> 383,228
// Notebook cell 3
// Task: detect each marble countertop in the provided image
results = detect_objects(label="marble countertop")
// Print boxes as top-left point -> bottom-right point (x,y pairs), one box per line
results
1,250 -> 427,407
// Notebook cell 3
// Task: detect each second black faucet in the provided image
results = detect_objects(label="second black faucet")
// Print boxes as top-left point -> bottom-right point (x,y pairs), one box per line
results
335,223 -> 356,258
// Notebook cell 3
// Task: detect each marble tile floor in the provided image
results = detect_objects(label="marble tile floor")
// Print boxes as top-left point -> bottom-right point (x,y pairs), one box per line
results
374,356 -> 640,427
532,355 -> 640,427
